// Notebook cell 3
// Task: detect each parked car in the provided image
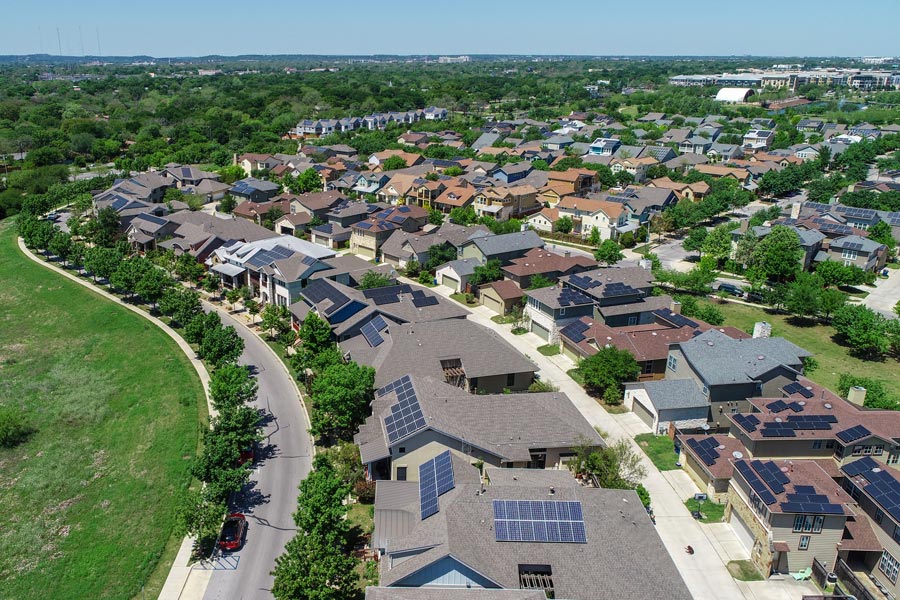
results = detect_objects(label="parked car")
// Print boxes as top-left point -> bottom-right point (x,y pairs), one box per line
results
717,283 -> 744,297
238,444 -> 255,466
46,212 -> 59,221
219,513 -> 247,551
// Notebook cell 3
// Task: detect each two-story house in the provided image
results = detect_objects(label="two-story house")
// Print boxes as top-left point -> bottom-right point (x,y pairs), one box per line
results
230,177 -> 281,203
679,136 -> 714,155
350,205 -> 428,260
458,230 -> 544,266
743,130 -> 775,150
556,195 -> 630,241
826,235 -> 887,272
501,248 -> 597,289
588,137 -> 622,156
524,285 -> 594,342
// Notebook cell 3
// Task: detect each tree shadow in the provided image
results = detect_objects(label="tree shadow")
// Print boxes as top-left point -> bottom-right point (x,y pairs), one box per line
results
230,479 -> 271,512
786,315 -> 818,328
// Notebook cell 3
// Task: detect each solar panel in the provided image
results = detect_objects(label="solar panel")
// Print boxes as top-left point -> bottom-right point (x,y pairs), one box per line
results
686,437 -> 720,467
568,274 -> 601,290
734,414 -> 760,433
493,500 -> 587,544
787,401 -> 804,413
361,321 -> 384,348
381,376 -> 427,443
433,450 -> 455,496
767,400 -> 789,413
794,485 -> 816,494
836,425 -> 871,444
371,315 -> 389,331
761,426 -> 797,438
654,308 -> 698,329
560,320 -> 591,343
302,280 -> 334,304
842,456 -> 878,477
752,460 -> 789,494
412,295 -> 439,308
735,462 -> 777,505
419,461 -> 439,520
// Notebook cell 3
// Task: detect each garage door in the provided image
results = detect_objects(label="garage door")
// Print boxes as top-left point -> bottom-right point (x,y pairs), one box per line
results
561,341 -> 581,363
440,274 -> 459,292
632,396 -> 656,430
730,510 -> 756,554
482,294 -> 503,315
531,320 -> 550,341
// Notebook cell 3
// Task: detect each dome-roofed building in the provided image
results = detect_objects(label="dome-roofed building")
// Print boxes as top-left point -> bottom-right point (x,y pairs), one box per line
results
715,87 -> 755,103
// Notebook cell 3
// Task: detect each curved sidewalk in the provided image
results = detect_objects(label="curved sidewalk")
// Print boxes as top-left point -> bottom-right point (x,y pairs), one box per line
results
16,239 -> 215,600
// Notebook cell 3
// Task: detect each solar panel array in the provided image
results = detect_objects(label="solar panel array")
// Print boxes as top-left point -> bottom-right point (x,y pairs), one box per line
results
836,424 -> 871,444
493,500 -> 587,544
843,456 -> 879,477
686,437 -> 721,467
783,382 -> 814,399
837,206 -> 877,219
361,320 -> 385,348
568,274 -> 601,290
601,282 -> 638,298
246,245 -> 296,268
558,287 -> 592,307
887,212 -> 900,227
303,279 -> 338,304
364,284 -> 412,306
381,375 -> 426,443
735,461 -> 776,505
734,414 -> 760,433
760,414 -> 837,437
767,400 -> 789,413
560,320 -> 591,343
751,460 -> 790,494
418,450 -> 456,520
653,308 -> 698,329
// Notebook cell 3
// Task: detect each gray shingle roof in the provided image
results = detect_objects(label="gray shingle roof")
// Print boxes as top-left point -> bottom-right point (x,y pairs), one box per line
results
637,378 -> 708,411
366,589 -> 547,600
676,329 -> 811,386
468,230 -> 544,258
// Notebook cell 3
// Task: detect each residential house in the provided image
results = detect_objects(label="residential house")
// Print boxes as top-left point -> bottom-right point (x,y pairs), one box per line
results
707,143 -> 744,163
556,195 -> 630,240
146,211 -> 275,262
473,185 -> 540,221
350,205 -> 429,260
355,374 -> 605,481
524,285 -> 594,342
525,207 -> 559,233
369,463 -> 690,599
664,153 -> 710,172
588,137 -> 621,156
605,185 -> 678,225
125,213 -> 181,252
94,172 -> 173,206
369,150 -> 424,170
647,177 -> 710,201
230,178 -> 281,203
609,156 -> 657,183
458,230 -> 544,266
491,162 -> 534,184
236,153 -> 281,177
480,280 -> 525,316
162,165 -> 221,189
435,258 -> 481,293
432,185 -> 476,214
537,182 -> 577,208
232,197 -> 292,225
559,265 -> 671,327
693,164 -> 752,185
290,190 -> 351,220
725,459 -> 852,575
501,248 -> 597,289
825,235 -> 888,272
547,169 -> 596,195
377,173 -> 420,205
676,434 -> 749,501
354,172 -> 392,196
797,119 -> 825,133
731,224 -> 825,272
542,134 -> 574,151
679,136 -> 714,155
274,212 -> 312,237
743,130 -> 776,150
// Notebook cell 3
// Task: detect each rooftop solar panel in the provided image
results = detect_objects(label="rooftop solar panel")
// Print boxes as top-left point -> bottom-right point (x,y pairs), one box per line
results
836,425 -> 872,444
419,461 -> 439,520
734,414 -> 760,433
735,462 -> 777,505
842,456 -> 878,477
493,500 -> 587,544
767,400 -> 789,413
412,295 -> 439,308
371,315 -> 389,331
361,321 -> 384,348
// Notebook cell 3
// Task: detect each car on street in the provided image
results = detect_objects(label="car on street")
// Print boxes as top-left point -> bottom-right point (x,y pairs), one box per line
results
219,513 -> 247,551
46,212 -> 59,221
717,283 -> 744,297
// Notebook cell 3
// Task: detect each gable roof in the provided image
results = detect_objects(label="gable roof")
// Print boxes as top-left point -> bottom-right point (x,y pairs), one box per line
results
502,248 -> 597,278
466,230 -> 544,257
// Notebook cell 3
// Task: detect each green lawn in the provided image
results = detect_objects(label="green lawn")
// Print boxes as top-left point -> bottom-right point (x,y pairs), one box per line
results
491,314 -> 516,325
537,344 -> 560,356
709,300 -> 900,398
449,292 -> 477,306
684,498 -> 726,523
0,222 -> 205,600
634,434 -> 680,471
727,559 -> 764,582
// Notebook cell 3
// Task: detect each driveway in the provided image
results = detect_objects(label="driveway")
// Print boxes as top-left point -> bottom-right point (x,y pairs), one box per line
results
202,307 -> 313,600
863,268 -> 900,319
420,278 -> 818,600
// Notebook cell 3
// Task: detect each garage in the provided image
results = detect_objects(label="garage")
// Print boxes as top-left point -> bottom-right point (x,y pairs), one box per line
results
481,293 -> 504,315
440,273 -> 460,292
632,396 -> 656,430
530,320 -> 550,341
730,510 -> 756,554
561,341 -> 582,363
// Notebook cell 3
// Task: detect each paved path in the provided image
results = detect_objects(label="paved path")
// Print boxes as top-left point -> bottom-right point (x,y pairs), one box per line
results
863,267 -> 900,319
201,306 -> 313,600
416,278 -> 819,600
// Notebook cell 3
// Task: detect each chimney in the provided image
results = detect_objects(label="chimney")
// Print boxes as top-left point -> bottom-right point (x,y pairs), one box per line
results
847,386 -> 867,406
752,321 -> 772,339
671,300 -> 682,315
790,202 -> 801,220
564,250 -> 571,258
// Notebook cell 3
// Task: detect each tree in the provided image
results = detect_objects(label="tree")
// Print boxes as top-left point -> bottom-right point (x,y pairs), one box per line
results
682,227 -> 708,255
225,288 -> 242,310
784,273 -> 823,319
469,259 -> 503,286
110,256 -> 152,298
89,206 -> 120,247
594,239 -> 624,266
209,364 -> 258,411
381,156 -> 408,171
84,246 -> 123,282
175,253 -> 205,284
358,270 -> 394,290
578,346 -> 640,397
449,205 -> 477,225
425,243 -> 458,272
201,274 -> 221,295
832,304 -> 889,356
749,225 -> 803,282
527,274 -> 554,290
159,287 -> 203,327
219,195 -> 237,214
245,299 -> 261,324
293,168 -> 323,193
556,215 -> 574,234
819,288 -> 847,320
199,324 -> 245,367
531,159 -> 550,171
135,267 -> 172,310
427,209 -> 444,226
297,312 -> 334,370
700,223 -> 737,266
869,220 -> 896,251
192,429 -> 250,500
260,304 -> 290,340
310,361 -> 375,441
173,489 -> 226,551
587,226 -> 601,246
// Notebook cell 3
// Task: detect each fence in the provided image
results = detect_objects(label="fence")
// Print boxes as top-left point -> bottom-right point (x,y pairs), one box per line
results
835,558 -> 879,600
811,557 -> 828,589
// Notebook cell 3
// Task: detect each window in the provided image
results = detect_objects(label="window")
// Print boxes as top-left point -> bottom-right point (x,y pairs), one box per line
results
507,373 -> 515,387
875,509 -> 885,525
812,441 -> 822,450
559,308 -> 566,316
813,515 -> 824,533
793,514 -> 805,532
398,447 -> 406,454
853,445 -> 863,456
396,466 -> 407,481
702,383 -> 709,397
864,446 -> 873,455
731,407 -> 738,414
875,445 -> 884,456
889,453 -> 900,465
880,550 -> 900,584
799,535 -> 810,551
841,248 -> 858,260
667,355 -> 678,371
803,515 -> 814,532
826,440 -> 835,449
642,361 -> 654,375
893,525 -> 900,545
627,316 -> 638,326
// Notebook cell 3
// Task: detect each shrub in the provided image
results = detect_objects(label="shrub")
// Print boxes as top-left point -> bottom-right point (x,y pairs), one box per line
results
0,406 -> 35,448
353,480 -> 377,503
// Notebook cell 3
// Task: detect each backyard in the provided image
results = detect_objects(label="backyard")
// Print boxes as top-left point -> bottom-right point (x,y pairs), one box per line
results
708,299 -> 900,398
0,222 -> 205,599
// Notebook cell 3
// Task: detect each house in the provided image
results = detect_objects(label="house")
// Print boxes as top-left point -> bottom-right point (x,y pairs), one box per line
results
125,213 -> 181,252
355,374 -> 605,481
647,177 -> 710,201
664,153 -> 709,172
547,169 -> 595,195
274,212 -> 312,237
743,130 -> 775,150
288,190 -> 349,220
377,173 -> 419,205
423,106 -> 448,120
659,128 -> 692,145
458,230 -> 544,266
94,172 -> 173,205
435,258 -> 481,293
501,248 -> 597,289
398,131 -> 430,146
707,143 -> 744,163
605,185 -> 678,225
797,119 -> 825,133
624,379 -> 710,435
480,280 -> 525,316
559,265 -> 673,327
693,164 -> 752,184
542,134 -> 573,151
556,195 -> 629,240
524,285 -> 594,342
432,185 -> 476,214
230,178 -> 281,203
369,150 -> 424,170
148,211 -> 276,262
471,184 -> 541,221
236,153 -> 280,176
676,434 -> 749,501
310,222 -> 354,249
491,162 -> 533,184
526,207 -> 559,233
732,224 -> 825,271
679,136 -> 714,155
838,458 -> 900,598
537,182 -> 577,208
824,235 -> 887,272
370,463 -> 690,599
162,165 -> 221,189
588,137 -> 621,156
725,459 -> 853,575
354,172 -> 392,196
659,328 -> 811,431
341,319 -> 537,393
350,205 -> 429,260
793,145 -> 821,162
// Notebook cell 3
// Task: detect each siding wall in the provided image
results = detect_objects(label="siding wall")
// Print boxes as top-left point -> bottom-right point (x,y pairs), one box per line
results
391,555 -> 499,588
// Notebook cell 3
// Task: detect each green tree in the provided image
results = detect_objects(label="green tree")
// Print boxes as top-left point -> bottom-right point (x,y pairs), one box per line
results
89,206 -> 120,247
260,304 -> 290,340
682,227 -> 708,255
159,287 -> 202,327
135,267 -> 172,310
48,230 -> 73,264
587,226 -> 601,246
110,256 -> 152,298
358,270 -> 394,290
819,288 -> 847,320
869,220 -> 896,251
310,362 -> 375,441
381,156 -> 408,171
594,239 -> 624,266
832,304 -> 889,357
293,168 -> 323,193
84,245 -> 123,282
749,225 -> 803,282
700,223 -> 737,266
469,259 -> 503,286
449,205 -> 477,225
784,273 -> 823,319
578,346 -> 640,397
297,312 -> 334,370
209,364 -> 258,411
0,406 -> 35,448
527,274 -> 554,290
199,324 -> 245,367
556,215 -> 574,234
175,253 -> 205,284
219,195 -> 237,214
427,209 -> 444,226
425,243 -> 458,272
173,489 -> 226,551
245,299 -> 261,324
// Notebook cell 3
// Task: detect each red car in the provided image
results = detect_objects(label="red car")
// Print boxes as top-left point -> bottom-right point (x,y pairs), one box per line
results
219,513 -> 247,551
238,445 -> 255,466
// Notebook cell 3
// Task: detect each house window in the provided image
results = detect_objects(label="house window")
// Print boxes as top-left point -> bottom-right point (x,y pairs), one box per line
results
893,525 -> 900,545
667,355 -> 678,371
812,441 -> 822,450
627,316 -> 638,325
813,515 -> 824,533
701,383 -> 709,397
799,535 -> 810,551
398,447 -> 406,454
642,361 -> 654,375
864,446 -> 873,455
889,453 -> 900,465
826,440 -> 835,449
396,466 -> 407,481
875,509 -> 885,524
731,407 -> 738,414
507,373 -> 516,387
559,308 -> 566,316
880,550 -> 900,584
875,445 -> 884,456
841,249 -> 858,260
853,445 -> 863,456
793,514 -> 805,533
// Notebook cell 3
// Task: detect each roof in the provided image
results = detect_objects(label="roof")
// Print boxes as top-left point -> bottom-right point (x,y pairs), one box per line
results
466,230 -> 544,258
502,248 -> 597,278
557,195 -> 625,219
715,88 -> 754,102
438,258 -> 481,278
677,434 -> 747,480
675,329 -> 810,386
341,319 -> 537,387
487,279 -> 525,301
598,295 -> 675,318
231,177 -> 280,195
732,458 -> 853,516
830,235 -> 884,253
525,285 -> 593,310
288,190 -> 348,212
366,588 -> 547,600
560,266 -> 654,298
638,379 -> 708,411
374,462 -> 690,600
356,375 -> 604,464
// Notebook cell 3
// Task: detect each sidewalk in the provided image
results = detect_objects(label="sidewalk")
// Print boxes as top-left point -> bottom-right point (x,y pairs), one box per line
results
417,278 -> 819,600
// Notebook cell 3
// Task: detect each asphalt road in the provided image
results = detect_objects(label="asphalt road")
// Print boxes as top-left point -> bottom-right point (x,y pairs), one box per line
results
203,307 -> 312,600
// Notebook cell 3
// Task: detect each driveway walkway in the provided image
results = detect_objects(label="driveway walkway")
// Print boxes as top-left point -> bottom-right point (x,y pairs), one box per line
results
863,267 -> 900,319
416,277 -> 819,600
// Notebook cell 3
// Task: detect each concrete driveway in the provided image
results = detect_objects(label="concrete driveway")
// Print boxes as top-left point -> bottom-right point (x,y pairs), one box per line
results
202,307 -> 313,600
863,268 -> 900,319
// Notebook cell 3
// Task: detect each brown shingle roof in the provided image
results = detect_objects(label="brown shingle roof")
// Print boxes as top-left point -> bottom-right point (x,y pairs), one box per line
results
488,279 -> 525,301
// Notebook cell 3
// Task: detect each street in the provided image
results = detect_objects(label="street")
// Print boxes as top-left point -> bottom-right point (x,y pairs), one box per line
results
202,307 -> 313,600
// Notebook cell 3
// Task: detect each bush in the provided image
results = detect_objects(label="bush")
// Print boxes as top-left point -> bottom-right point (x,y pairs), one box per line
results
418,270 -> 433,285
353,480 -> 377,503
635,483 -> 651,508
0,406 -> 35,448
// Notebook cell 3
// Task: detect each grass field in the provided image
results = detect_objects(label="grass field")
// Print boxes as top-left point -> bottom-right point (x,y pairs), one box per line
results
634,434 -> 680,471
537,344 -> 560,356
684,498 -> 726,523
708,300 -> 900,398
727,559 -> 764,581
0,222 -> 205,600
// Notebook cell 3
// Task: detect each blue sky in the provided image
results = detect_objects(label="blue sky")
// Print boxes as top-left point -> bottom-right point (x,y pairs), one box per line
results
3,0 -> 899,57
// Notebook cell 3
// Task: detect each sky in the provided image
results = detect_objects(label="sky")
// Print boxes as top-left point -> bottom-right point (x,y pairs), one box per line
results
3,0 -> 899,58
